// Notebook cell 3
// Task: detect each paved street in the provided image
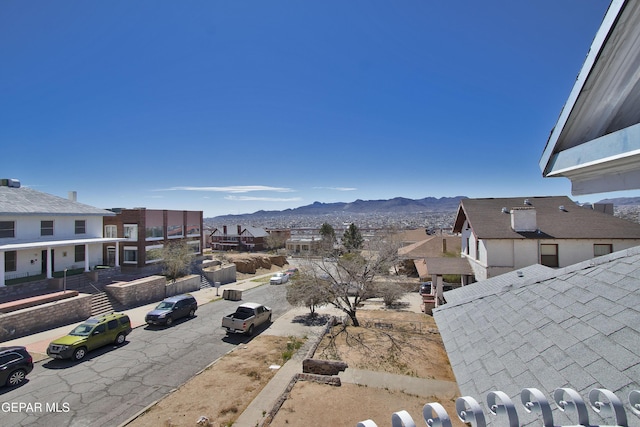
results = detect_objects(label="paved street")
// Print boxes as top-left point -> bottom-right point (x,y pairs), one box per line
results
0,284 -> 290,427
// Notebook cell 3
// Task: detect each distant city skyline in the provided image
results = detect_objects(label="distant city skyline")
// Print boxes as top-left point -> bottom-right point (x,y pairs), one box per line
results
3,0 -> 638,217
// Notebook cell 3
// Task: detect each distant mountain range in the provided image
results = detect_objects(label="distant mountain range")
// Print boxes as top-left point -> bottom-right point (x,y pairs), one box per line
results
596,197 -> 640,206
208,196 -> 467,222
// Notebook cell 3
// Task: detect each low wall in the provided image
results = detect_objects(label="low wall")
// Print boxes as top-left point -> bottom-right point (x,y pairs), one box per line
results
106,275 -> 166,307
203,264 -> 236,285
0,294 -> 92,343
165,274 -> 200,297
0,280 -> 51,301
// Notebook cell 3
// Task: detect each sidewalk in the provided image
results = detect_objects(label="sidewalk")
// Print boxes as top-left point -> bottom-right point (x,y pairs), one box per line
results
1,272 -> 276,361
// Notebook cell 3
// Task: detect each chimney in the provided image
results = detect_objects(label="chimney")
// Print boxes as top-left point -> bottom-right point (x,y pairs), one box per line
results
510,207 -> 537,232
68,191 -> 77,202
223,225 -> 227,235
237,225 -> 242,235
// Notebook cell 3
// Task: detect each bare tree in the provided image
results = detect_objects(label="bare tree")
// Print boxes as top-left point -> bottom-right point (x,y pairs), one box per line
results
285,271 -> 332,315
149,240 -> 195,282
301,231 -> 400,327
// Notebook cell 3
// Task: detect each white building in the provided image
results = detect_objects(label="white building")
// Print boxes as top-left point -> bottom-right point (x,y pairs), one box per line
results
0,179 -> 124,287
452,195 -> 640,280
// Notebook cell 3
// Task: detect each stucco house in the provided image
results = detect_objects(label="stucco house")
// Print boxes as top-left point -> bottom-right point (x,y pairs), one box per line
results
452,196 -> 640,281
0,179 -> 124,287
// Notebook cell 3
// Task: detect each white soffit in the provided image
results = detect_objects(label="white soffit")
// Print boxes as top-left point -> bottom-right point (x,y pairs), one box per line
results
540,0 -> 640,194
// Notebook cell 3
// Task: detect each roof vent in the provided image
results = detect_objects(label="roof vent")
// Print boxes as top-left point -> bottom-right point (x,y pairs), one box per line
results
501,207 -> 509,214
524,199 -> 531,205
559,205 -> 566,212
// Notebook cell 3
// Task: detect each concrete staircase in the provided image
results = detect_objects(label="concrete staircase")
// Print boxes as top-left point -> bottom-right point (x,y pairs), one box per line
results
90,292 -> 127,316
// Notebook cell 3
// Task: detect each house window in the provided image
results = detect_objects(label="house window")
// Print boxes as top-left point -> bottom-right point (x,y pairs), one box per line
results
188,240 -> 201,254
594,244 -> 613,257
123,247 -> 138,263
167,225 -> 183,238
475,239 -> 480,260
4,251 -> 16,272
75,245 -> 85,262
105,225 -> 117,238
75,220 -> 86,234
146,226 -> 164,239
145,244 -> 163,263
124,225 -> 138,241
186,224 -> 200,236
0,221 -> 15,238
465,237 -> 470,255
41,220 -> 54,236
540,244 -> 559,268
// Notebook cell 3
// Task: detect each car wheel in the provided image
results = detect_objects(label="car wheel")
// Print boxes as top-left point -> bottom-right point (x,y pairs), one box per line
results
165,317 -> 173,326
73,347 -> 87,361
246,324 -> 254,336
189,309 -> 196,317
6,369 -> 27,387
115,332 -> 126,345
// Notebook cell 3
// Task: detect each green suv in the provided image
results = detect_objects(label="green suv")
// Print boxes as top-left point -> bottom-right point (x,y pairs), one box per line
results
47,313 -> 132,361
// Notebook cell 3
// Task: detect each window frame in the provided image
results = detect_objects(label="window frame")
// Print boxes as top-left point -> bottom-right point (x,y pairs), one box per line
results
75,220 -> 86,235
540,243 -> 559,268
75,245 -> 86,263
594,243 -> 613,257
0,221 -> 15,238
41,220 -> 54,236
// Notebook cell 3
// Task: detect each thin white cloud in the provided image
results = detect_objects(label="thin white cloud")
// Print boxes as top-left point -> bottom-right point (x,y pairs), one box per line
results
225,196 -> 303,202
313,186 -> 358,191
158,185 -> 294,193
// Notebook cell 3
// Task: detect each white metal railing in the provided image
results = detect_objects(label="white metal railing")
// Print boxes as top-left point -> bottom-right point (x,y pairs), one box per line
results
357,387 -> 640,427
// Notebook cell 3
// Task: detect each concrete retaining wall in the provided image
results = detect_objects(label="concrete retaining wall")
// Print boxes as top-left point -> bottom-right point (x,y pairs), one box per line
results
0,294 -> 93,342
203,264 -> 236,285
165,275 -> 200,297
106,275 -> 166,306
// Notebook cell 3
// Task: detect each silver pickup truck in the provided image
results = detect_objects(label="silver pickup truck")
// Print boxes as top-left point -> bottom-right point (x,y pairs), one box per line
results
221,302 -> 272,336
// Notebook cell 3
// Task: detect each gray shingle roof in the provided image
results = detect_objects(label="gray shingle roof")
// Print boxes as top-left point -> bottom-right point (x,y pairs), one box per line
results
433,245 -> 640,427
452,196 -> 640,239
0,186 -> 114,216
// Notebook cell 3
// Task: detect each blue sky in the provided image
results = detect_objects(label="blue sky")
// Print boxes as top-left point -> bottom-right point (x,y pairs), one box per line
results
2,0 -> 634,217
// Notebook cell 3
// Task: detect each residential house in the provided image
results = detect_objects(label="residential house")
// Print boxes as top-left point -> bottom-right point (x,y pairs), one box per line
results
286,235 -> 324,255
0,180 -> 124,287
452,196 -> 640,281
103,208 -> 203,269
209,225 -> 269,251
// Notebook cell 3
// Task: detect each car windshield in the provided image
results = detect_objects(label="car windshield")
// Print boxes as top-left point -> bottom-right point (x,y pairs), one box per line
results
156,302 -> 175,310
69,324 -> 94,336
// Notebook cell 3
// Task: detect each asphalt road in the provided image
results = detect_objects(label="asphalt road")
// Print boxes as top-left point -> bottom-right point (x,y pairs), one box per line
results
0,284 -> 290,427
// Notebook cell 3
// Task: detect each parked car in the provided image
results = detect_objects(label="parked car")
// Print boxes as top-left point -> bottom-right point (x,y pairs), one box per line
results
47,313 -> 132,361
221,302 -> 272,336
269,272 -> 289,285
284,267 -> 299,278
0,346 -> 33,387
145,294 -> 198,326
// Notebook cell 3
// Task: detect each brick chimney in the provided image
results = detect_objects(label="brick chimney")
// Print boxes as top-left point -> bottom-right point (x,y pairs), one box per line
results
223,225 -> 227,235
237,225 -> 242,235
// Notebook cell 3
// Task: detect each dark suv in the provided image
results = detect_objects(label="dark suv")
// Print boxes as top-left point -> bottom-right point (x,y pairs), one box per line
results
0,346 -> 34,387
145,294 -> 198,326
47,313 -> 132,361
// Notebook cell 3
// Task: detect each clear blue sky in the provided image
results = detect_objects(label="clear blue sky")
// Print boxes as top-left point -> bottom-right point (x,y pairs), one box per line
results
2,0 -> 634,217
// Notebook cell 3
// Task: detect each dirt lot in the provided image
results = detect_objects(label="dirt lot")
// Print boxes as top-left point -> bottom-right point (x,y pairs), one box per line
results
127,268 -> 462,427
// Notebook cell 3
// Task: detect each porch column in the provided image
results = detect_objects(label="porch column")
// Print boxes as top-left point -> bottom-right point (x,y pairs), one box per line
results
115,242 -> 120,267
84,243 -> 90,272
46,247 -> 53,278
0,250 -> 5,287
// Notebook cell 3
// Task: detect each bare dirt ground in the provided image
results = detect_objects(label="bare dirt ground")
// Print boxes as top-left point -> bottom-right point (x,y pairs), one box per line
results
127,268 -> 462,427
